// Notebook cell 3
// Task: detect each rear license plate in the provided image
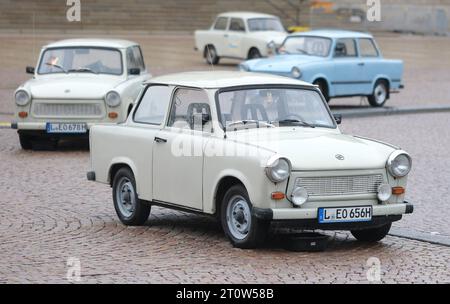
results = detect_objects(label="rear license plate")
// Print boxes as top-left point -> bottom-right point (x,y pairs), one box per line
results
46,123 -> 87,134
318,206 -> 372,223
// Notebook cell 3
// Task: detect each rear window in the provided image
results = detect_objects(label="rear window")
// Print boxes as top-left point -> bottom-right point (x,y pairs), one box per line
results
213,17 -> 228,30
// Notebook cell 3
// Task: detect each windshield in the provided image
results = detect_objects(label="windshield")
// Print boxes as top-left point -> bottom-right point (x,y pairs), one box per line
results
217,87 -> 335,130
38,47 -> 123,75
247,18 -> 285,32
280,36 -> 331,57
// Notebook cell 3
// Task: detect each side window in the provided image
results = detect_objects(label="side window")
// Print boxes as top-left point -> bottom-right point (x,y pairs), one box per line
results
229,18 -> 246,32
168,88 -> 211,131
213,17 -> 228,30
134,86 -> 171,125
126,46 -> 145,73
359,38 -> 379,57
334,38 -> 357,57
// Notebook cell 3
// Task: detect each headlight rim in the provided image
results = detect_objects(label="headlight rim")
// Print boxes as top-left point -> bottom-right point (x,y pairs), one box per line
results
387,150 -> 412,178
105,90 -> 121,107
265,156 -> 291,183
291,67 -> 302,79
15,89 -> 31,106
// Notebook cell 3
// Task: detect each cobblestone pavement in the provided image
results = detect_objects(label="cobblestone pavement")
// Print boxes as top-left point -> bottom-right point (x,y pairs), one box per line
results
1,111 -> 450,283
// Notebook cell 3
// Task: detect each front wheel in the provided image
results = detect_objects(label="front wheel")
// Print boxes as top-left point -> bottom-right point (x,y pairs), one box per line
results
221,184 -> 269,248
204,45 -> 220,65
313,80 -> 330,103
368,80 -> 389,107
112,167 -> 151,226
351,223 -> 391,242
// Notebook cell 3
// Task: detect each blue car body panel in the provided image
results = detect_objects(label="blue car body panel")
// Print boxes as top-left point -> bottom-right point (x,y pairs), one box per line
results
240,30 -> 404,99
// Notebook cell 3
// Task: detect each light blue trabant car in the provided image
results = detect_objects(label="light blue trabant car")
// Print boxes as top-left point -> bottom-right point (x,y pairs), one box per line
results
239,30 -> 404,107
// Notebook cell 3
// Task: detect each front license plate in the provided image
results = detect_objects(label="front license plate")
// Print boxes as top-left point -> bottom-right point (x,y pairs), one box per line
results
318,206 -> 372,224
46,123 -> 87,134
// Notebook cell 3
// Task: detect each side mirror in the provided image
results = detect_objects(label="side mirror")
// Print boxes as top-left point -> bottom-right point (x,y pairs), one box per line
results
334,114 -> 342,125
129,68 -> 140,75
26,66 -> 35,74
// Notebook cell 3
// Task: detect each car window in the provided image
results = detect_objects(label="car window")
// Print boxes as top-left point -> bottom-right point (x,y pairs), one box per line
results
213,17 -> 228,30
168,88 -> 211,131
334,38 -> 357,57
229,18 -> 246,32
126,46 -> 145,73
134,85 -> 171,125
358,38 -> 379,57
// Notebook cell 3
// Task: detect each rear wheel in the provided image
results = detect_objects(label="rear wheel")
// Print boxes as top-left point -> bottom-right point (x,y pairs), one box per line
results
351,223 -> 391,242
112,167 -> 151,226
248,48 -> 262,59
220,184 -> 269,248
204,45 -> 220,65
368,80 -> 389,107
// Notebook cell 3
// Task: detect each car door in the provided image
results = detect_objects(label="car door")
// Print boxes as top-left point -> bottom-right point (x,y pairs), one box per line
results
131,84 -> 172,201
152,87 -> 212,210
357,38 -> 381,95
331,38 -> 365,96
211,17 -> 230,57
227,18 -> 246,58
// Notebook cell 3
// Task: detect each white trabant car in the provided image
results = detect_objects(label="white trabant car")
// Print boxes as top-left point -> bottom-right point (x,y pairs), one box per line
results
87,71 -> 414,248
12,39 -> 151,149
194,12 -> 287,64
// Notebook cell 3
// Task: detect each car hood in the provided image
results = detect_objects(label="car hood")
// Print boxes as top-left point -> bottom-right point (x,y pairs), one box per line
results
227,128 -> 396,171
24,74 -> 125,99
247,31 -> 287,44
244,54 -> 325,72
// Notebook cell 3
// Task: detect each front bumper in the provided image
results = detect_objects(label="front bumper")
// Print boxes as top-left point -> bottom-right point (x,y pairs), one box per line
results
253,202 -> 413,230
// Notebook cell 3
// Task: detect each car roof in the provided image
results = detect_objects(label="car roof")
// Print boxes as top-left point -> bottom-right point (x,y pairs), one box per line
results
217,11 -> 279,20
145,71 -> 314,89
43,38 -> 139,49
290,29 -> 373,39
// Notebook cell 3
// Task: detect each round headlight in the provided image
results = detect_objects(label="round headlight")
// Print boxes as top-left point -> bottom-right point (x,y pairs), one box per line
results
291,67 -> 302,79
377,184 -> 392,202
291,187 -> 308,206
15,90 -> 30,106
387,151 -> 412,177
265,157 -> 291,183
105,91 -> 121,107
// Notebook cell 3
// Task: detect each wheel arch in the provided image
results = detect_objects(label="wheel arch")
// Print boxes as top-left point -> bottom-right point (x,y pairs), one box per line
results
372,76 -> 391,98
213,175 -> 249,217
108,158 -> 138,187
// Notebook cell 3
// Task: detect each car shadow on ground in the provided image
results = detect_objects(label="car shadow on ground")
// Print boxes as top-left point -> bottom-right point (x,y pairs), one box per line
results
30,137 -> 89,151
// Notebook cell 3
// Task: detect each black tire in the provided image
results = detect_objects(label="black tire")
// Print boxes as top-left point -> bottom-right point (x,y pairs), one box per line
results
351,223 -> 391,243
314,79 -> 330,103
368,80 -> 389,107
18,133 -> 32,150
220,184 -> 269,249
248,48 -> 262,60
204,45 -> 220,65
112,167 -> 151,226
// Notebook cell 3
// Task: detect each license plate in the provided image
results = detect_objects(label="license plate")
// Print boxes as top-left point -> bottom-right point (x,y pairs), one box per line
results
46,123 -> 87,133
318,206 -> 372,223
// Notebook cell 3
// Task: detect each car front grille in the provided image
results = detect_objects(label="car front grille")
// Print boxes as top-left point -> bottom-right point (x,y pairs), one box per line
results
32,100 -> 104,118
294,174 -> 383,197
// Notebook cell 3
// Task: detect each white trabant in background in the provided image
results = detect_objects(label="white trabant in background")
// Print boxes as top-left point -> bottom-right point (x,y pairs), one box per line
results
12,38 -> 151,149
195,12 -> 287,64
87,71 -> 414,248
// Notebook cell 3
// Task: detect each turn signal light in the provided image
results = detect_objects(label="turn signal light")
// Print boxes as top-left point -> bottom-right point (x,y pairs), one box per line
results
271,192 -> 285,200
18,111 -> 28,118
108,112 -> 118,119
392,187 -> 405,195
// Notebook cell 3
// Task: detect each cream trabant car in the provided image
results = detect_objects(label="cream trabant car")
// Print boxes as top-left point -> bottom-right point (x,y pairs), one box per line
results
12,39 -> 151,149
87,71 -> 414,248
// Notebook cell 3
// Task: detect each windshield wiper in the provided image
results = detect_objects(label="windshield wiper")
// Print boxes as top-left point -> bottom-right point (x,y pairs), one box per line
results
276,119 -> 316,128
227,120 -> 275,129
296,48 -> 310,55
45,62 -> 67,73
68,67 -> 98,74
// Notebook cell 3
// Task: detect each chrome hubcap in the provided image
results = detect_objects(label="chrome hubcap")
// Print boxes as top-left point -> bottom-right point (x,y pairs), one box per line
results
374,84 -> 387,104
115,177 -> 136,218
226,195 -> 251,240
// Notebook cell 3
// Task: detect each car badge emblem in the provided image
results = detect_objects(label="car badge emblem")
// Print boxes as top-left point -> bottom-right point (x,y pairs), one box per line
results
335,154 -> 345,161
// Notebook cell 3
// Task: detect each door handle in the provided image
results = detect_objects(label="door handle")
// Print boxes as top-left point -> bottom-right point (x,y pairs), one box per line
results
358,62 -> 365,66
154,136 -> 167,143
